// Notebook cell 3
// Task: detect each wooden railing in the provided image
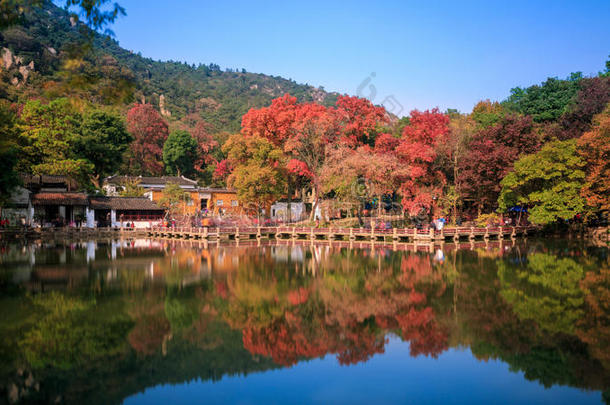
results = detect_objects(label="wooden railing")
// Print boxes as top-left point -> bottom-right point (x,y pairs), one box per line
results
148,225 -> 536,238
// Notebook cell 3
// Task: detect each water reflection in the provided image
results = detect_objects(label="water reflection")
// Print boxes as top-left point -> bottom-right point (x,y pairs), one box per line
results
0,239 -> 608,404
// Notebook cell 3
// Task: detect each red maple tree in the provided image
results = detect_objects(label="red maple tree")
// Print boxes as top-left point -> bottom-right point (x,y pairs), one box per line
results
126,104 -> 169,175
336,95 -> 388,147
396,108 -> 450,216
459,114 -> 540,213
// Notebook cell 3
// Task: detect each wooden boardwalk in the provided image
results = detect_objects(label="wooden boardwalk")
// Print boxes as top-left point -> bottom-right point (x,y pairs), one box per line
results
150,236 -> 528,254
147,225 -> 536,242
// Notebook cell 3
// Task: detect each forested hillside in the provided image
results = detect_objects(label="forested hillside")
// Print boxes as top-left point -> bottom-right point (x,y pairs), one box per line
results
0,1 -> 337,133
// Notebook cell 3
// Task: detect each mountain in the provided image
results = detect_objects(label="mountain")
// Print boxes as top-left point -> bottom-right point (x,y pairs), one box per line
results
0,1 -> 339,133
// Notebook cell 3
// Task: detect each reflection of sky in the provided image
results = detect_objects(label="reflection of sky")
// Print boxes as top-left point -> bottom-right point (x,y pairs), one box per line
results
124,337 -> 601,405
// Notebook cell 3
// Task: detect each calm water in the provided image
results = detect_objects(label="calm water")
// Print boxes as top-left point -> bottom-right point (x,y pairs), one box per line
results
0,238 -> 608,404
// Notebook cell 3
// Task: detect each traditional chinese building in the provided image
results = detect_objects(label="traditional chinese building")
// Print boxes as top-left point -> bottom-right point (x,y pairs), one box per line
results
89,196 -> 165,228
198,187 -> 241,216
102,176 -> 242,217
31,192 -> 89,226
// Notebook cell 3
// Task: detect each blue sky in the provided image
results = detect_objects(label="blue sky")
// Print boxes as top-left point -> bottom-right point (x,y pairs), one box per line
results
106,0 -> 609,116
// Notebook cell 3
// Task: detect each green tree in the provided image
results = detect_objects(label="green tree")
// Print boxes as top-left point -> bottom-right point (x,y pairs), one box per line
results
73,110 -> 132,188
0,0 -> 125,31
32,159 -> 94,190
118,178 -> 145,197
498,140 -> 586,225
18,98 -> 96,188
158,182 -> 191,215
0,103 -> 21,207
503,74 -> 582,122
162,130 -> 199,177
18,98 -> 81,171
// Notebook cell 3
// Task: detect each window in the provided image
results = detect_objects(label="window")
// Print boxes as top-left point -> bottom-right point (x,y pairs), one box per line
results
217,200 -> 223,206
231,200 -> 238,207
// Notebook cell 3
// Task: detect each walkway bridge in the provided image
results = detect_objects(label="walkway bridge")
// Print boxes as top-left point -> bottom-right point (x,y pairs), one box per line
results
147,225 -> 537,242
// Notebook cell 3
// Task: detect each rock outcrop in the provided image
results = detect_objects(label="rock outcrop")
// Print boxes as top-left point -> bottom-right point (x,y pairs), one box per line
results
159,94 -> 171,117
1,47 -> 35,86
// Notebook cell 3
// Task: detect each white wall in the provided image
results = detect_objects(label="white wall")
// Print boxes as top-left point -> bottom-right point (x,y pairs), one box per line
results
270,202 -> 305,221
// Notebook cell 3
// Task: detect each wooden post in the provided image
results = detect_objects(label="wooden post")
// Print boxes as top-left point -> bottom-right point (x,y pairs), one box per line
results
429,227 -> 434,240
203,227 -> 208,238
511,226 -> 516,238
498,226 -> 503,240
469,226 -> 475,240
350,227 -> 355,241
393,227 -> 398,240
310,227 -> 314,240
484,226 -> 489,239
292,226 -> 296,239
235,226 -> 240,239
216,227 -> 220,240
256,225 -> 261,239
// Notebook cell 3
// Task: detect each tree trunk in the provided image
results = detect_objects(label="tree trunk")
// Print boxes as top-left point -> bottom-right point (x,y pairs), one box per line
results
452,196 -> 457,225
309,186 -> 319,222
287,181 -> 292,223
90,174 -> 101,190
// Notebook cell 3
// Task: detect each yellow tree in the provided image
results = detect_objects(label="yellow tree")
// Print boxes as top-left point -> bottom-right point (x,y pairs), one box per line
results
223,134 -> 286,218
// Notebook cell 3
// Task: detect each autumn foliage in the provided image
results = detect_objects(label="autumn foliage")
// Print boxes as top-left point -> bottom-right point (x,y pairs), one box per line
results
460,114 -> 540,212
396,108 -> 450,215
578,105 -> 610,215
126,103 -> 169,175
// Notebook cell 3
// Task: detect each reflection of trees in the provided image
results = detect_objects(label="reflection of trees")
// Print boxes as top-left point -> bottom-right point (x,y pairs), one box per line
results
577,266 -> 610,370
1,240 -> 609,403
128,314 -> 171,356
243,313 -> 385,366
498,253 -> 585,336
224,250 -> 449,364
19,292 -> 133,369
453,249 -> 610,394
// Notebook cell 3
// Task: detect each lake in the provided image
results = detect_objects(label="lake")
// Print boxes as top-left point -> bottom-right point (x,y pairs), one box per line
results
0,238 -> 608,404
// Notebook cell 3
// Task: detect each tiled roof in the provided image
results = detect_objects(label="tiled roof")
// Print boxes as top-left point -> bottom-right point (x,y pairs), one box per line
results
31,192 -> 89,206
89,197 -> 163,210
20,174 -> 78,190
105,175 -> 197,187
198,187 -> 237,194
